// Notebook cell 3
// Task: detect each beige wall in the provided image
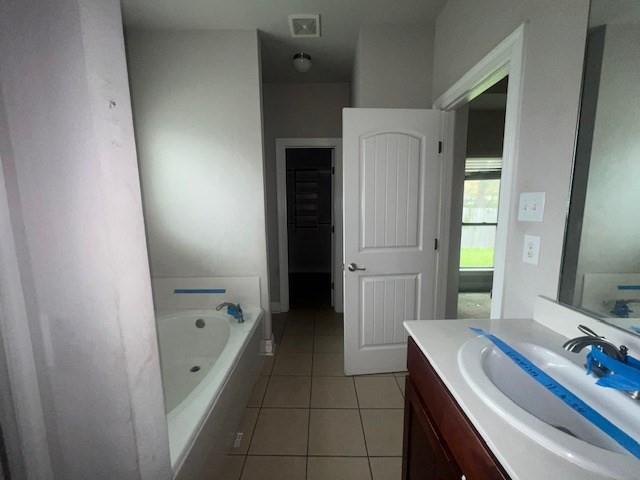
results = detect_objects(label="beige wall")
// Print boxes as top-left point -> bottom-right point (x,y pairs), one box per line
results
126,30 -> 271,326
262,82 -> 350,303
0,0 -> 170,477
434,0 -> 590,318
352,24 -> 434,108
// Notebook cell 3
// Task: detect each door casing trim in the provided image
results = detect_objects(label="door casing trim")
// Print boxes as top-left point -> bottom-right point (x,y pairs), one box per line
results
433,23 -> 526,319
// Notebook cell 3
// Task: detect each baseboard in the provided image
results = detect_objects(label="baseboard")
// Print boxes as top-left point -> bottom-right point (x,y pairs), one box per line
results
270,302 -> 281,313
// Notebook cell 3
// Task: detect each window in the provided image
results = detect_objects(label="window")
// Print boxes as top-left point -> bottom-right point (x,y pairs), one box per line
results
460,158 -> 501,269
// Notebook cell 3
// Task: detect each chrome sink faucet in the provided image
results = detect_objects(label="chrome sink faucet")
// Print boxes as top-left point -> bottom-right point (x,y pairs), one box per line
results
563,324 -> 628,362
563,325 -> 640,400
216,302 -> 244,323
563,336 -> 628,362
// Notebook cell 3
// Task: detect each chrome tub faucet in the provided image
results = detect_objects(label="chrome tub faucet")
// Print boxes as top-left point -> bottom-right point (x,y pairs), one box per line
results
216,302 -> 244,323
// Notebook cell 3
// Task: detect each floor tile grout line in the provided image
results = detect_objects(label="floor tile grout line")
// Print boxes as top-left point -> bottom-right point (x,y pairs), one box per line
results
232,407 -> 259,457
393,375 -> 402,396
255,309 -> 377,478
304,314 -> 316,480
258,405 -> 403,410
393,373 -> 406,398
352,375 -> 374,480
244,357 -> 269,461
244,400 -> 263,453
244,453 -> 390,458
235,454 -> 248,480
243,310 -> 287,465
242,378 -> 267,477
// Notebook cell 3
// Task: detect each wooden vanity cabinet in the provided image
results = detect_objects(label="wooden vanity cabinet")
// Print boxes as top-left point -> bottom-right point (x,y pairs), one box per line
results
402,337 -> 510,480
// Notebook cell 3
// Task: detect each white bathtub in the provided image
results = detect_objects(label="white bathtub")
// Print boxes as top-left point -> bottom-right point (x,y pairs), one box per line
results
156,306 -> 264,477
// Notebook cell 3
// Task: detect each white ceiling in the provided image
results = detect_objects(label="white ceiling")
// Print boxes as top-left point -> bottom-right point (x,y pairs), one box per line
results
590,0 -> 640,27
121,0 -> 446,83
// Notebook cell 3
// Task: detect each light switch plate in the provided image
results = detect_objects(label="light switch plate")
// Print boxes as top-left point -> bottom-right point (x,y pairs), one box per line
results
523,235 -> 541,265
518,192 -> 545,222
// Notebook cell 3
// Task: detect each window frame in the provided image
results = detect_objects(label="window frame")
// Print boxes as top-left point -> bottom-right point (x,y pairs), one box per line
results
460,169 -> 501,271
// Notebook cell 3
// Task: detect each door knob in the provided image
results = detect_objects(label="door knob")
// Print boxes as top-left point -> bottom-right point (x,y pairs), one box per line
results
347,262 -> 366,272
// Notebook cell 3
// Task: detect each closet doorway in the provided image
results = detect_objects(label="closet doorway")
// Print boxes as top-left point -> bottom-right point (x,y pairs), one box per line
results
275,138 -> 343,312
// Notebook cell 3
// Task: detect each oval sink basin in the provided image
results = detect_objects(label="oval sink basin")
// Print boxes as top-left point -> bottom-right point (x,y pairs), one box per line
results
458,336 -> 640,479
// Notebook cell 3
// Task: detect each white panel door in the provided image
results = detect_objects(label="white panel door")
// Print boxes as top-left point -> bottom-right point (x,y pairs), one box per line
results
343,108 -> 444,375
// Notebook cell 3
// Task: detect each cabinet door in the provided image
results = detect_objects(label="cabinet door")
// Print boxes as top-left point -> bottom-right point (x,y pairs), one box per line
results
403,379 -> 462,480
406,338 -> 510,480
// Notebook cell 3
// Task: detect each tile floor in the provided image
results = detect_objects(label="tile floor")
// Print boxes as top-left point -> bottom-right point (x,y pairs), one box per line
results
222,308 -> 406,480
457,292 -> 491,319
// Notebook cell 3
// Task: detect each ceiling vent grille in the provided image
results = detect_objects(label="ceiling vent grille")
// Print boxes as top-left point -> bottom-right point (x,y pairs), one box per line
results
288,14 -> 321,38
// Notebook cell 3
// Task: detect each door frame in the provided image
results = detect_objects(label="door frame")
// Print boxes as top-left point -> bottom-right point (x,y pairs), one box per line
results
433,23 -> 526,319
275,138 -> 343,313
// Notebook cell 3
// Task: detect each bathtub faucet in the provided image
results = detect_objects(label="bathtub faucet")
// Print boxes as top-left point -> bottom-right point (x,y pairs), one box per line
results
216,302 -> 244,323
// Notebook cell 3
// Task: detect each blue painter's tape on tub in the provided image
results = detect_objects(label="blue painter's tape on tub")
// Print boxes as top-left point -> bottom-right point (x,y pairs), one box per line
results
618,285 -> 640,290
174,288 -> 226,294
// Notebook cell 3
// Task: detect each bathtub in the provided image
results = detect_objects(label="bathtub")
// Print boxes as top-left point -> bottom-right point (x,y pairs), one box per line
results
156,306 -> 264,478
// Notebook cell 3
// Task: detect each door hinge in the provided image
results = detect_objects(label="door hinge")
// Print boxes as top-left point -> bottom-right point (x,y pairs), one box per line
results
332,166 -> 335,175
331,282 -> 335,290
331,225 -> 335,233
434,238 -> 439,250
438,141 -> 443,154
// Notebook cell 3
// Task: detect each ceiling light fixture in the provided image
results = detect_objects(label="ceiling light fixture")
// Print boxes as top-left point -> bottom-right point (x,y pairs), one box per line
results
292,52 -> 312,73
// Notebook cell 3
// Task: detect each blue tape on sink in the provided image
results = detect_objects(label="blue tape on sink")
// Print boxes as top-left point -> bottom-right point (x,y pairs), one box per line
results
469,327 -> 640,460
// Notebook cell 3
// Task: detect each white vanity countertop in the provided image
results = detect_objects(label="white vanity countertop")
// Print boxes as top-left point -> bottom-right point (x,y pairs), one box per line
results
404,317 -> 623,480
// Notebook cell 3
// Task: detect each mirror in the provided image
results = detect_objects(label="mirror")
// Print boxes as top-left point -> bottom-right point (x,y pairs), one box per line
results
559,0 -> 640,335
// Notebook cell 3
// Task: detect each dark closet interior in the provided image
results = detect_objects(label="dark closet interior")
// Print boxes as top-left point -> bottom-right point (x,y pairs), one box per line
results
286,148 -> 332,307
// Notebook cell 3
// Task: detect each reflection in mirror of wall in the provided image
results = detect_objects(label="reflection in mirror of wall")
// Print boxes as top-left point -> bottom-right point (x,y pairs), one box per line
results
559,0 -> 640,336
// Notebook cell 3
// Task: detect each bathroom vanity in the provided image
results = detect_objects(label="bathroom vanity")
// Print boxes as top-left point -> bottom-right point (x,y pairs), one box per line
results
402,298 -> 640,480
403,336 -> 508,479
401,1 -> 640,477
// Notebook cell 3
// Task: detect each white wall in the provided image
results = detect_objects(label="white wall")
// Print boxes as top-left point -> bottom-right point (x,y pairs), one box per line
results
352,24 -> 434,108
126,30 -> 271,332
262,82 -> 350,303
0,0 -> 170,478
575,25 -> 640,300
434,0 -> 590,318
